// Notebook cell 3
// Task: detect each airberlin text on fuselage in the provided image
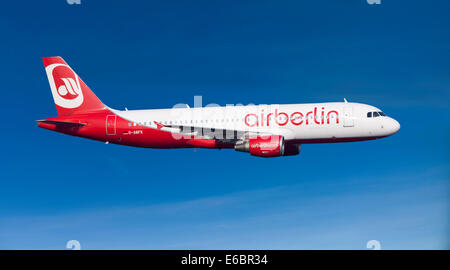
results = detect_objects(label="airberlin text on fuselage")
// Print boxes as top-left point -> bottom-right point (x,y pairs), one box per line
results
244,107 -> 339,127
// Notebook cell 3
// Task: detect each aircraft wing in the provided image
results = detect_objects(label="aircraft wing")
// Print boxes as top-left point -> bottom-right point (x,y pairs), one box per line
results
156,121 -> 274,145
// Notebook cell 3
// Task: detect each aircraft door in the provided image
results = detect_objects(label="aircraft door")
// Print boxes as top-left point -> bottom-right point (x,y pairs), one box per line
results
106,115 -> 117,135
343,106 -> 354,127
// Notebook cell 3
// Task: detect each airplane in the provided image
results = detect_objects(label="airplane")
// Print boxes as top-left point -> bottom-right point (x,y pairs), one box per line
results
37,56 -> 400,157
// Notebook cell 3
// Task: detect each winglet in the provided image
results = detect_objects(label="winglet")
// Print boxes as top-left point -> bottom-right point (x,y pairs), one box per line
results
154,121 -> 165,130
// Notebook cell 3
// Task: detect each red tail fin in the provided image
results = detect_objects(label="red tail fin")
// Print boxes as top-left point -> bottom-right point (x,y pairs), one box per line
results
43,57 -> 106,116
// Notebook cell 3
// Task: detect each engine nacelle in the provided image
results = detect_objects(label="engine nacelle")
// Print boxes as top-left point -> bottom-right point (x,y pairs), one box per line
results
283,143 -> 301,156
235,136 -> 301,157
235,135 -> 300,157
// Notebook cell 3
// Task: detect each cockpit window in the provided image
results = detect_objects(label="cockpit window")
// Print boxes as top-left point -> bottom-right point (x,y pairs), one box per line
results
367,111 -> 387,118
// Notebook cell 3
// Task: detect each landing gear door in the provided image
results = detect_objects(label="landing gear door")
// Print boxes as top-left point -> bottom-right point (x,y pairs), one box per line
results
343,106 -> 354,127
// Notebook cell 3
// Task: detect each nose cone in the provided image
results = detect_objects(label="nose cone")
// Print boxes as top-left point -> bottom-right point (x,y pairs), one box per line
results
388,118 -> 401,135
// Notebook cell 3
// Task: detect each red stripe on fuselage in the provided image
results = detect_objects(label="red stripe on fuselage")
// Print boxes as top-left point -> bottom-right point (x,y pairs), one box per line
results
286,136 -> 386,144
38,109 -> 194,148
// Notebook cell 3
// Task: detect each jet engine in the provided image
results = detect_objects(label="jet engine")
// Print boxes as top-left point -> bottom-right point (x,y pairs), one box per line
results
234,135 -> 301,157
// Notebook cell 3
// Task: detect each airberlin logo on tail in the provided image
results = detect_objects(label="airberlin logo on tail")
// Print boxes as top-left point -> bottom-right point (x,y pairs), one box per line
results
58,77 -> 80,97
46,63 -> 84,108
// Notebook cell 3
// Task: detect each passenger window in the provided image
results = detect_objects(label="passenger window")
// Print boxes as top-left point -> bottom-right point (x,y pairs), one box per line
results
367,112 -> 372,118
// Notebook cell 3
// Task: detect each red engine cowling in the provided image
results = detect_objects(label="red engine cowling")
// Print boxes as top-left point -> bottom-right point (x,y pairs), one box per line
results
234,135 -> 284,157
248,135 -> 284,157
235,136 -> 301,157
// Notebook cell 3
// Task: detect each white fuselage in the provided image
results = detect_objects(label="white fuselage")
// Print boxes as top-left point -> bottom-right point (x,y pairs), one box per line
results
111,102 -> 400,142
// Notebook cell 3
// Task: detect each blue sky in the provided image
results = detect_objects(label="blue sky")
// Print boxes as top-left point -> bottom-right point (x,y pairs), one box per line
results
0,0 -> 448,249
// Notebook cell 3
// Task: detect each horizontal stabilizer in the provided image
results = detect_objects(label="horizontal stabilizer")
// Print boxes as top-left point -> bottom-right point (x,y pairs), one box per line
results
36,120 -> 86,127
